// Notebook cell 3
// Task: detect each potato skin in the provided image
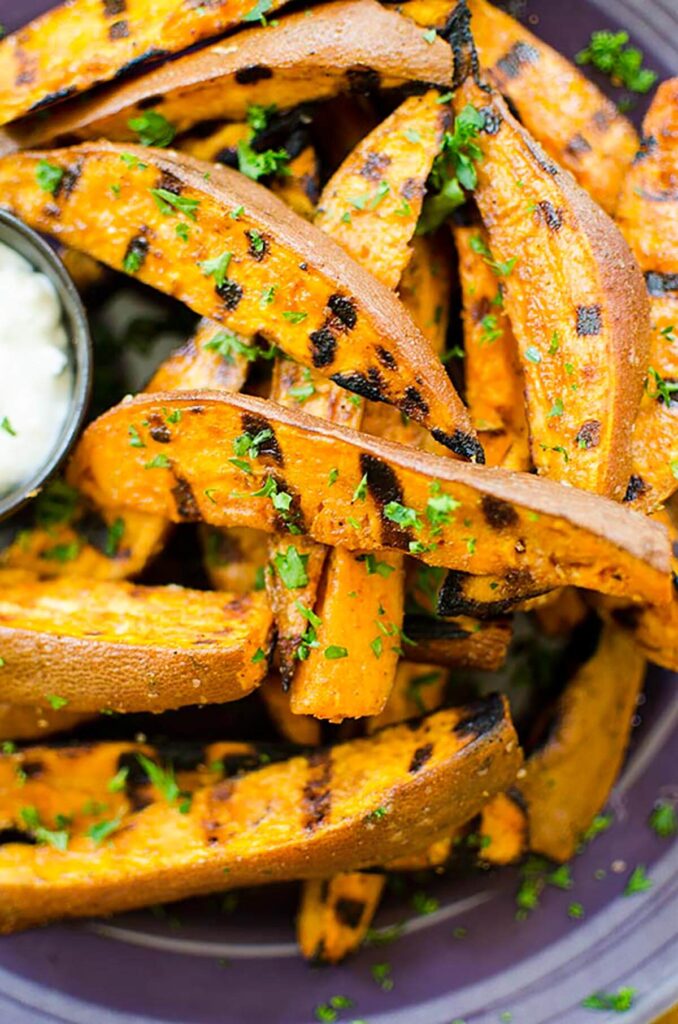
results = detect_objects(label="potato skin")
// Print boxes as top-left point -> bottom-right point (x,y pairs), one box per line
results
68,390 -> 671,605
0,576 -> 273,713
0,141 -> 476,456
0,0 -> 453,149
0,697 -> 522,933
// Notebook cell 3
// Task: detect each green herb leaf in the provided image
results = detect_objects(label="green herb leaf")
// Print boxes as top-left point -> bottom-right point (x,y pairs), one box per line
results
352,473 -> 368,503
0,416 -> 16,436
87,817 -> 122,845
282,311 -> 308,324
107,766 -> 129,793
128,111 -> 176,147
144,454 -> 171,469
136,753 -> 180,803
199,250 -> 232,287
362,553 -> 395,578
384,501 -> 422,530
649,799 -> 677,838
576,30 -> 657,94
324,645 -> 348,660
36,160 -> 64,194
624,864 -> 652,896
371,962 -> 394,991
582,987 -> 636,1013
237,138 -> 289,181
20,806 -> 69,850
46,694 -> 68,710
150,187 -> 200,221
273,546 -> 309,589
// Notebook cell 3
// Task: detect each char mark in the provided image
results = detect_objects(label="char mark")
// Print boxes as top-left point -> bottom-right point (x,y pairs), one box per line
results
437,569 -> 544,618
401,177 -> 425,200
360,151 -> 391,181
114,49 -> 169,78
334,897 -> 366,929
122,232 -> 149,273
103,0 -> 126,14
346,66 -> 381,94
241,412 -> 283,465
0,828 -> 37,846
645,272 -> 678,297
310,327 -> 338,368
404,614 -> 470,641
360,453 -> 411,549
537,200 -> 563,231
157,170 -> 182,196
28,86 -> 76,112
246,230 -> 269,261
623,474 -> 649,503
495,40 -> 540,80
149,414 -> 171,444
109,19 -> 129,39
376,346 -> 397,370
574,419 -> 601,449
409,742 -> 434,773
330,369 -> 386,403
303,750 -> 332,832
401,386 -> 429,419
327,294 -> 357,331
137,94 -> 163,111
431,428 -> 486,464
216,279 -> 243,310
480,105 -> 502,135
171,475 -> 202,521
611,605 -> 642,631
481,494 -> 518,529
565,133 -> 592,157
454,693 -> 504,737
234,64 -> 274,85
576,304 -> 602,336
525,136 -> 559,175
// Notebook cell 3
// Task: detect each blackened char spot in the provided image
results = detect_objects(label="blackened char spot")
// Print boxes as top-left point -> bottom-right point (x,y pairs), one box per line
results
148,414 -> 171,443
565,133 -> 592,157
56,163 -> 82,199
525,136 -> 559,175
575,419 -> 601,449
404,615 -> 470,641
537,200 -> 563,231
409,743 -> 433,773
246,230 -> 269,261
234,64 -> 274,85
327,294 -> 357,330
137,94 -> 163,111
76,508 -> 116,556
331,368 -> 385,402
21,761 -> 44,779
480,105 -> 502,135
431,428 -> 486,464
495,40 -> 540,80
0,828 -> 36,846
401,177 -> 424,200
334,897 -> 366,929
215,147 -> 239,169
157,170 -> 182,196
376,346 -> 397,371
437,568 -> 545,618
216,279 -> 243,310
576,304 -> 602,336
241,412 -> 283,465
592,108 -> 612,132
634,135 -> 657,163
116,751 -> 153,811
28,86 -> 76,112
122,232 -> 148,273
481,494 -> 518,529
440,0 -> 483,91
310,327 -> 337,368
611,605 -> 642,631
624,475 -> 648,503
303,750 -> 332,832
360,151 -> 391,181
109,19 -> 129,39
346,67 -> 381,94
171,476 -> 202,521
103,0 -> 126,15
645,272 -> 678,297
360,453 -> 411,549
153,741 -> 205,772
454,693 -> 504,736
114,49 -> 169,78
401,386 -> 429,418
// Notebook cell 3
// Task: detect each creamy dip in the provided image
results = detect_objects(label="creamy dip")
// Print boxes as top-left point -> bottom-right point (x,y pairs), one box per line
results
0,241 -> 72,496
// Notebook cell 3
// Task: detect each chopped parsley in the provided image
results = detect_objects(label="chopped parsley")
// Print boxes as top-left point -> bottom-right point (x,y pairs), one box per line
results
204,330 -> 272,364
576,31 -> 657,94
128,424 -> 145,448
273,546 -> 309,589
20,806 -> 69,850
42,540 -> 80,563
107,766 -> 129,793
361,553 -> 395,577
282,311 -> 308,324
87,817 -> 122,845
649,799 -> 677,838
412,891 -> 439,915
243,0 -> 273,23
328,467 -> 339,486
352,473 -> 368,503
417,103 -> 484,234
252,647 -> 267,663
568,901 -> 585,919
199,250 -> 232,287
480,314 -> 502,345
35,160 -> 64,194
144,454 -> 171,469
384,501 -> 422,530
176,222 -> 190,242
0,416 -> 16,436
136,753 -> 180,803
46,694 -> 68,710
469,233 -> 516,276
582,988 -> 636,1013
646,367 -> 678,405
548,397 -> 564,418
150,187 -> 200,221
237,138 -> 289,181
324,645 -> 348,659
581,812 -> 613,845
624,864 -> 652,896
371,961 -> 394,991
128,110 -> 176,147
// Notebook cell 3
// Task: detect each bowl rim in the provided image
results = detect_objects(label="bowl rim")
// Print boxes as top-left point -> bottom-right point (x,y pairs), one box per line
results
0,207 -> 92,522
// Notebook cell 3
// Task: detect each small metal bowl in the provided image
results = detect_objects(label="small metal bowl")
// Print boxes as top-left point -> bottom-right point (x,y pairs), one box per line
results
0,209 -> 92,522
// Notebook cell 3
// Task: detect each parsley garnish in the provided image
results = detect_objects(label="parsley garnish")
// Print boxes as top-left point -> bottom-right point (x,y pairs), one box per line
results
144,454 -> 171,469
87,817 -> 122,845
243,0 -> 272,22
417,104 -> 484,234
624,864 -> 652,896
20,806 -> 69,850
237,138 -> 289,181
371,962 -> 394,991
35,160 -> 64,194
361,553 -> 395,577
384,501 -> 422,530
128,110 -> 176,147
136,753 -> 180,803
128,424 -> 145,448
480,314 -> 502,345
107,766 -> 129,793
204,330 -> 272,364
42,541 -> 80,563
0,416 -> 16,436
273,546 -> 309,589
328,468 -> 339,486
576,31 -> 657,93
199,250 -> 232,287
151,188 -> 200,221
324,645 -> 348,659
646,367 -> 678,405
352,473 -> 368,503
582,988 -> 636,1013
412,891 -> 439,915
469,233 -> 516,276
46,694 -> 68,710
649,799 -> 677,838
282,311 -> 308,324
252,647 -> 266,663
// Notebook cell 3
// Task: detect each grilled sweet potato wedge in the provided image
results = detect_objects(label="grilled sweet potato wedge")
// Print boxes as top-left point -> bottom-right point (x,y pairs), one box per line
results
453,73 -> 649,497
0,697 -> 521,933
315,90 -> 450,290
479,789 -> 528,866
0,1 -> 453,150
0,0 -> 300,129
0,703 -> 91,742
453,223 -> 530,471
260,676 -> 322,746
68,390 -> 671,605
202,525 -> 269,595
0,141 -> 477,457
0,575 -> 273,713
404,614 -> 511,670
616,79 -> 678,514
147,316 -> 252,393
399,0 -> 638,212
298,872 -> 386,963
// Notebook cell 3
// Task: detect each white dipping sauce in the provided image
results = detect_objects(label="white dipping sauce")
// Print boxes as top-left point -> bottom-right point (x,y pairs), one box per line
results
0,241 -> 72,496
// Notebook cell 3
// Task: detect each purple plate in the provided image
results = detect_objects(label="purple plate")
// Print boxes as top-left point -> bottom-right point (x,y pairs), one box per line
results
0,1 -> 677,1021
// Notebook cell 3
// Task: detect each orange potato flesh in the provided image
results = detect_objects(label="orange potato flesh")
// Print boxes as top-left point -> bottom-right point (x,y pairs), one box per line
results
0,0 -> 453,149
399,0 -> 638,213
404,614 -> 512,671
297,872 -> 386,963
147,316 -> 251,394
0,574 -> 273,713
0,141 -> 477,457
202,524 -> 269,596
259,676 -> 322,746
0,703 -> 92,743
479,791 -> 528,866
616,79 -> 678,513
453,74 -> 649,498
67,390 -> 671,605
0,697 -> 522,933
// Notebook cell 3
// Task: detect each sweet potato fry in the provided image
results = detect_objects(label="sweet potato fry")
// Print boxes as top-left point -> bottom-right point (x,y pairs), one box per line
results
68,390 -> 672,605
616,79 -> 678,513
297,872 -> 387,963
0,703 -> 91,742
0,574 -> 273,713
0,0 -> 452,148
453,68 -> 649,497
404,614 -> 511,670
0,141 -> 477,457
0,697 -> 521,933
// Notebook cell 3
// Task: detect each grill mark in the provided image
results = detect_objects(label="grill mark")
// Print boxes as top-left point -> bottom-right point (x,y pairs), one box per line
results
334,897 -> 366,929
148,413 -> 171,444
645,272 -> 678,297
480,105 -> 502,135
109,19 -> 129,38
376,346 -> 397,370
360,453 -> 411,549
495,40 -> 540,80
171,475 -> 202,521
0,828 -> 36,846
216,279 -> 243,310
103,0 -> 126,14
215,147 -> 239,169
537,200 -> 563,231
157,170 -> 182,196
346,67 -> 381,94
525,136 -> 559,175
234,64 -> 274,85
21,761 -> 44,779
122,232 -> 149,274
271,474 -> 306,534
114,49 -> 169,78
404,614 -> 470,641
400,386 -> 429,419
431,428 -> 486,464
310,327 -> 337,368
401,177 -> 425,200
28,86 -> 77,110
331,368 -> 386,402
576,304 -> 603,336
241,412 -> 283,465
565,133 -> 592,157
360,151 -> 391,181
481,494 -> 518,529
611,605 -> 642,631
327,294 -> 357,331
137,94 -> 163,111
116,751 -> 153,811
409,743 -> 433,773
454,693 -> 503,737
437,568 -> 543,618
303,750 -> 332,832
575,419 -> 601,449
